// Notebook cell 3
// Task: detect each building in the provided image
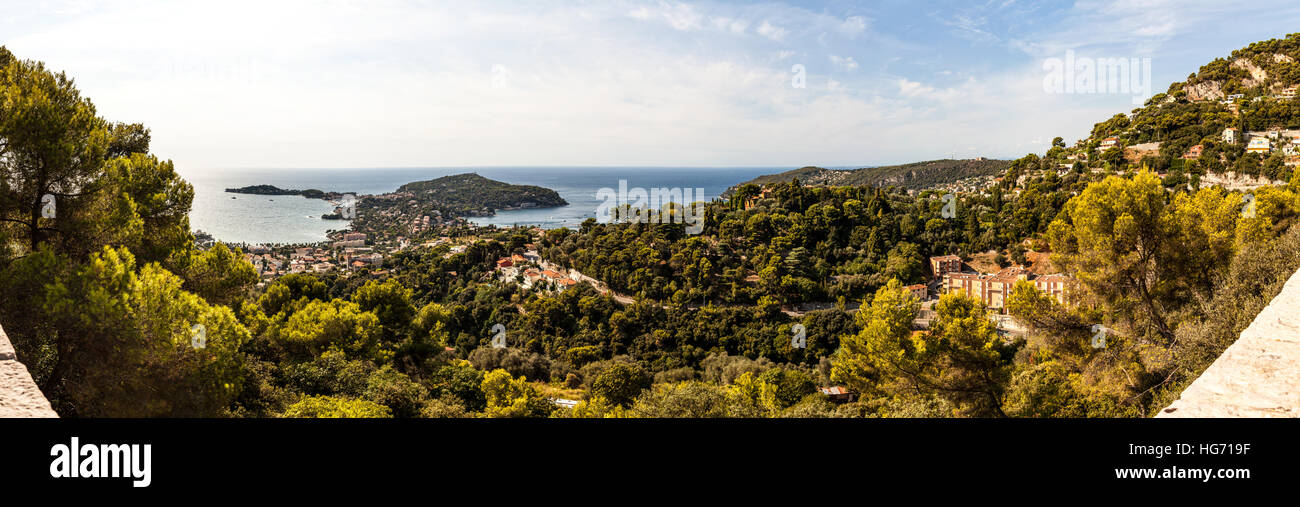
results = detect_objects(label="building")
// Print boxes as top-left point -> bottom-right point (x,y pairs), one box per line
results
1099,137 -> 1119,149
1032,274 -> 1072,304
942,270 -> 1023,311
818,386 -> 856,403
1182,144 -> 1203,160
343,232 -> 367,242
1247,136 -> 1272,154
941,267 -> 1075,312
929,255 -> 962,280
1223,127 -> 1239,145
905,283 -> 927,301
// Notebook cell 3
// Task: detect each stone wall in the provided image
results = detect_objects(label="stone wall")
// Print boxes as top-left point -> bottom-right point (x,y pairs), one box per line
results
1158,267 -> 1300,417
0,322 -> 57,417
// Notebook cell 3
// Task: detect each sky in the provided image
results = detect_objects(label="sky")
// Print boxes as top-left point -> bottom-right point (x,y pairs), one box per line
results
3,0 -> 1300,171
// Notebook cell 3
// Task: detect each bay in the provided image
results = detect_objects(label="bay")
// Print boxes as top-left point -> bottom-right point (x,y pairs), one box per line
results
180,166 -> 785,245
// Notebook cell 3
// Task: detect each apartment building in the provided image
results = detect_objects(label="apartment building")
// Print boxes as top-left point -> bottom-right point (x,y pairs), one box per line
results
941,266 -> 1074,312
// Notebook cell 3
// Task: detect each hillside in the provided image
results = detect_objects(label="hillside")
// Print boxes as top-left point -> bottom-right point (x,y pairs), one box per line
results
396,173 -> 568,212
1063,33 -> 1300,185
727,158 -> 1011,194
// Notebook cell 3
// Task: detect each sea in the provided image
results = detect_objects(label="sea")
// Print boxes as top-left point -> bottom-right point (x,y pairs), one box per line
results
180,167 -> 787,245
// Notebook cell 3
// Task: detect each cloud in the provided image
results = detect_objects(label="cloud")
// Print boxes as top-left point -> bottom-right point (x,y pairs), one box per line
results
841,16 -> 869,36
4,0 -> 1298,169
756,21 -> 788,42
628,1 -> 703,31
829,55 -> 859,71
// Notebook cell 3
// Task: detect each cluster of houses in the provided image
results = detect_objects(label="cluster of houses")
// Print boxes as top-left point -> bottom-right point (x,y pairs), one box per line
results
1088,126 -> 1300,168
493,249 -> 582,292
239,232 -> 386,284
362,192 -> 454,235
924,254 -> 1074,313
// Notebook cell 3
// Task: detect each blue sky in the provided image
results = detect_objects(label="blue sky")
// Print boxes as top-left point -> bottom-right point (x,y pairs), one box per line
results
3,0 -> 1299,170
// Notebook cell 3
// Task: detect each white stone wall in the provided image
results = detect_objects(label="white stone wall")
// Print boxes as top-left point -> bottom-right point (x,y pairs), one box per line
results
1158,268 -> 1300,417
0,323 -> 58,418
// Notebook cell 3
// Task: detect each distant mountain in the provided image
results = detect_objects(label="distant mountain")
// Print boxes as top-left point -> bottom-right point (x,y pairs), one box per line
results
396,173 -> 568,213
726,158 -> 1011,194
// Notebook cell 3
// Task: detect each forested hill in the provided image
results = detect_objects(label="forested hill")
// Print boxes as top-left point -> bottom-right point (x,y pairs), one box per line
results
396,173 -> 567,211
727,158 -> 1011,194
1072,33 -> 1300,183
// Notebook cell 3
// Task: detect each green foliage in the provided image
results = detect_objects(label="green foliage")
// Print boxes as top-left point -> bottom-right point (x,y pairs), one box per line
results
630,381 -> 732,417
171,243 -> 257,307
480,369 -> 554,418
831,279 -> 919,397
352,278 -> 416,342
39,247 -> 248,416
282,395 -> 392,418
274,299 -> 384,360
588,362 -> 652,407
362,366 -> 429,418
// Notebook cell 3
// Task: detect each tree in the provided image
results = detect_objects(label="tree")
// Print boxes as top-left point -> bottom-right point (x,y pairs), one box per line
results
1005,280 -> 1090,358
830,279 -> 920,397
1047,171 -> 1179,342
0,48 -> 108,254
102,153 -> 195,264
275,299 -> 384,360
630,382 -> 731,417
106,122 -> 151,159
588,362 -> 652,407
282,395 -> 392,418
884,242 -> 922,283
919,294 -> 1018,417
352,279 -> 416,342
172,242 -> 257,307
38,246 -> 248,416
480,369 -> 553,418
257,273 -> 329,317
430,361 -> 486,412
362,366 -> 429,418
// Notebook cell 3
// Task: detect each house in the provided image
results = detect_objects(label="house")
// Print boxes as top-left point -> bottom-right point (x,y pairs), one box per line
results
819,386 -> 856,404
905,283 -> 928,301
1099,137 -> 1119,149
1181,144 -> 1203,160
496,258 -> 514,269
929,255 -> 962,280
1223,127 -> 1239,145
1247,136 -> 1272,154
343,232 -> 367,242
